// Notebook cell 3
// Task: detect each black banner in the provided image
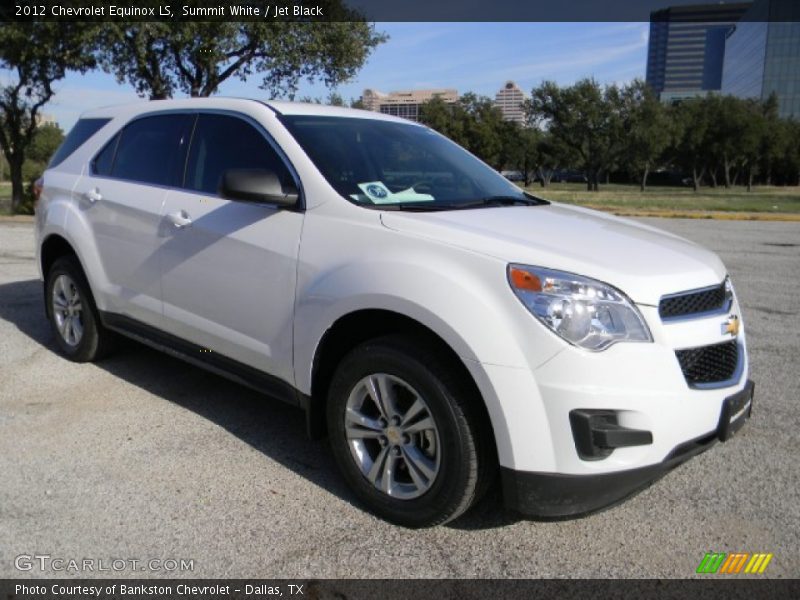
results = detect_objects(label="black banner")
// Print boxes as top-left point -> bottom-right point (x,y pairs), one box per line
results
2,579 -> 800,600
2,0 -> 800,23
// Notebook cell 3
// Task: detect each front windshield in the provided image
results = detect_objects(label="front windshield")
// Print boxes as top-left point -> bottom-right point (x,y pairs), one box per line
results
278,115 -> 545,210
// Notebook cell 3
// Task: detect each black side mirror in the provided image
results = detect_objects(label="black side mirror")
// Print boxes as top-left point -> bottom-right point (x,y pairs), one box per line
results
219,169 -> 299,208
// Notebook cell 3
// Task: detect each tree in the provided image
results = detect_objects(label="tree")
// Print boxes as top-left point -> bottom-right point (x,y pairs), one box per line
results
0,22 -> 97,212
501,123 -> 539,186
781,120 -> 800,186
619,80 -> 672,191
97,19 -> 386,100
458,93 -> 507,169
27,123 -> 64,164
670,97 -> 713,191
419,96 -> 467,147
528,79 -> 623,191
758,94 -> 788,187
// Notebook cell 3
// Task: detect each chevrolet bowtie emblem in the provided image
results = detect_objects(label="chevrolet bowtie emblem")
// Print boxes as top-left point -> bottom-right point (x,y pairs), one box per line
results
722,315 -> 740,336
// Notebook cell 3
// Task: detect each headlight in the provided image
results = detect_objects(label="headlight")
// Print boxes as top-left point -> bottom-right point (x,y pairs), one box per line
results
507,264 -> 652,351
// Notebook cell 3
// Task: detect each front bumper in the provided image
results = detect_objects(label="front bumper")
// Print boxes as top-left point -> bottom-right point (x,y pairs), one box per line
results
502,380 -> 754,518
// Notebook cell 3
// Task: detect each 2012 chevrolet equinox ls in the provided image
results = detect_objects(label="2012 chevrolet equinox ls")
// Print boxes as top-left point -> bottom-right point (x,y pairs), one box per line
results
35,98 -> 754,527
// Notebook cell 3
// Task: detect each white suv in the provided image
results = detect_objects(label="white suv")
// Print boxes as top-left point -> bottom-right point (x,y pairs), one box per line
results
35,98 -> 753,527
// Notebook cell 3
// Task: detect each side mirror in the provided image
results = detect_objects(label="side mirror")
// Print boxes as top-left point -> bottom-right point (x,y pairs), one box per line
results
219,169 -> 299,208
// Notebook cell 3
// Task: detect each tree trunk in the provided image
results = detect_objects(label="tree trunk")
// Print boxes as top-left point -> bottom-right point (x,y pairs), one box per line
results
692,167 -> 701,192
8,157 -> 25,214
723,157 -> 732,188
640,165 -> 650,192
747,169 -> 754,192
709,168 -> 718,188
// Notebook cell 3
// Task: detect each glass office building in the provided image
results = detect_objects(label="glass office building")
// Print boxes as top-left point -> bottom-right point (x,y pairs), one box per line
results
646,3 -> 752,95
722,0 -> 800,118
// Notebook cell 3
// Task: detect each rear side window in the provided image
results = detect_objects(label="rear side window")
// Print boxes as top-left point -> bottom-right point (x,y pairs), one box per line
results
184,114 -> 292,195
111,114 -> 193,187
92,132 -> 120,176
48,118 -> 110,168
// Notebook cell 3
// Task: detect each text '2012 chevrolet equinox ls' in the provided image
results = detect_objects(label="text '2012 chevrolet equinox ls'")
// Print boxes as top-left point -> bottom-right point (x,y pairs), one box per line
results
35,98 -> 754,527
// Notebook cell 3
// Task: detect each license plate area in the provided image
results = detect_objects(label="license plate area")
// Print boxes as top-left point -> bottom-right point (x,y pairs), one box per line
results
717,380 -> 754,442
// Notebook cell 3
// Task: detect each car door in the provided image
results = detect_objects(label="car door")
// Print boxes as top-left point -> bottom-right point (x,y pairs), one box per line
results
159,112 -> 303,385
74,113 -> 193,326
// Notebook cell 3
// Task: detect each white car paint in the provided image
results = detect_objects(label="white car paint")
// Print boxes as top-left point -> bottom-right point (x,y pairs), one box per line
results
35,98 -> 749,494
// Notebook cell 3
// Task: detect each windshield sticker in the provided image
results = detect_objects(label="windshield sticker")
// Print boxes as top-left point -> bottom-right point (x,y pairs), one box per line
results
354,181 -> 435,204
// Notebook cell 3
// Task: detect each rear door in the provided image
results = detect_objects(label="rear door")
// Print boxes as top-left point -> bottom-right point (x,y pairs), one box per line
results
73,113 -> 193,326
159,112 -> 303,384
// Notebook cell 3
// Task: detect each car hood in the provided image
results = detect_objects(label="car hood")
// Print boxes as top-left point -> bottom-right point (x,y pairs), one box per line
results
380,203 -> 726,306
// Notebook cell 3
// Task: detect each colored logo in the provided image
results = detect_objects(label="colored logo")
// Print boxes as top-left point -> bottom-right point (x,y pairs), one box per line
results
721,314 -> 740,337
696,552 -> 773,574
365,184 -> 388,199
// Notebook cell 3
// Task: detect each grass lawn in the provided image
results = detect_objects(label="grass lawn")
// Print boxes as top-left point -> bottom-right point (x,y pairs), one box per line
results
0,182 -> 11,215
523,182 -> 800,214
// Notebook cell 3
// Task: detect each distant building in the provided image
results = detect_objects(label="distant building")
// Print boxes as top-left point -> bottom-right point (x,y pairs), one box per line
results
494,81 -> 527,125
646,2 -> 751,97
35,113 -> 58,128
360,88 -> 458,122
721,0 -> 800,118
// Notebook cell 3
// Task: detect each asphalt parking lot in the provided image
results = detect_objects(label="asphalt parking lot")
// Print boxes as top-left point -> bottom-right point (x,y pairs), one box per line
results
0,217 -> 798,579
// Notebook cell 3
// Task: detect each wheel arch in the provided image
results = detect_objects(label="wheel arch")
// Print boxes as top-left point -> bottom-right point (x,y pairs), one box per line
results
306,309 -> 499,463
40,234 -> 84,319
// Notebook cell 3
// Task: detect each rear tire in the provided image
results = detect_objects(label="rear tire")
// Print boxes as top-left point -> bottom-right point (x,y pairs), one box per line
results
45,255 -> 114,362
326,334 -> 494,527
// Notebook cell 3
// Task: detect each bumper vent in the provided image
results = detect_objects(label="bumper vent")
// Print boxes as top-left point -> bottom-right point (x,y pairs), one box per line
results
675,340 -> 740,387
659,281 -> 728,320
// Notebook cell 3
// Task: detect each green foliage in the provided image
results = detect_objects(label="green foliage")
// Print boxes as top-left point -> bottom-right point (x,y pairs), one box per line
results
0,22 -> 96,212
419,94 -> 507,169
527,78 -> 624,191
28,123 -> 64,164
500,123 -> 539,186
618,80 -> 672,190
96,18 -> 387,99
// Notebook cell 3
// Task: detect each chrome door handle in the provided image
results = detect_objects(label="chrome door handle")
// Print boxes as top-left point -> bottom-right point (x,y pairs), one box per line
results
84,188 -> 102,203
167,210 -> 193,229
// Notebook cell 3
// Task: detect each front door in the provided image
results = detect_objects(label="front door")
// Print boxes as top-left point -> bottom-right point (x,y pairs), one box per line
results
159,113 -> 303,385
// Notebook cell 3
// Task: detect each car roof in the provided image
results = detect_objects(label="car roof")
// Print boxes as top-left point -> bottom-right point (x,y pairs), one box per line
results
79,97 -> 421,126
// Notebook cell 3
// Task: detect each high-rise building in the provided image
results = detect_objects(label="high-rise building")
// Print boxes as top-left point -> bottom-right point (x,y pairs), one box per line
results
494,81 -> 527,125
721,0 -> 800,118
360,88 -> 458,122
646,3 -> 751,97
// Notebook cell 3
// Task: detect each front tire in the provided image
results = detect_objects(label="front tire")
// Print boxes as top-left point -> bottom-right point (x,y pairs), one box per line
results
45,255 -> 114,362
326,335 -> 493,527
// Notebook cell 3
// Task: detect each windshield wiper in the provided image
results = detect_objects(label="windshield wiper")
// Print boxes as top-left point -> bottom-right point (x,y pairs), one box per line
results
361,202 -> 450,212
448,195 -> 543,209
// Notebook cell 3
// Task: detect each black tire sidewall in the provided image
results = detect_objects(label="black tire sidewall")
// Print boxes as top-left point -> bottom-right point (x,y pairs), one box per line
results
327,338 -> 479,527
46,256 -> 103,362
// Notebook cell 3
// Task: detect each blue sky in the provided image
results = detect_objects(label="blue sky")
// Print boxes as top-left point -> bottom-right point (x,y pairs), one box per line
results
39,22 -> 650,130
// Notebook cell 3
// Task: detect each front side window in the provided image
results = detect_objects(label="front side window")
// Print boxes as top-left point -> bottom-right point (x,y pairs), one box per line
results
278,115 -> 543,210
111,114 -> 193,187
184,114 -> 292,195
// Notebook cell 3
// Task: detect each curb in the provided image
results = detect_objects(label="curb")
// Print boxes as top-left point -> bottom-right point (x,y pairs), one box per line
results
0,215 -> 35,223
574,205 -> 800,222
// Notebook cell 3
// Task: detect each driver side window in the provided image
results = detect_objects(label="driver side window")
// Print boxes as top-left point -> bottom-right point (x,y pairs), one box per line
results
184,114 -> 292,195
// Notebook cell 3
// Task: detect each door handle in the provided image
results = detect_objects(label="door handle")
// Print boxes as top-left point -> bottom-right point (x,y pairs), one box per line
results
167,210 -> 193,229
83,188 -> 102,203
